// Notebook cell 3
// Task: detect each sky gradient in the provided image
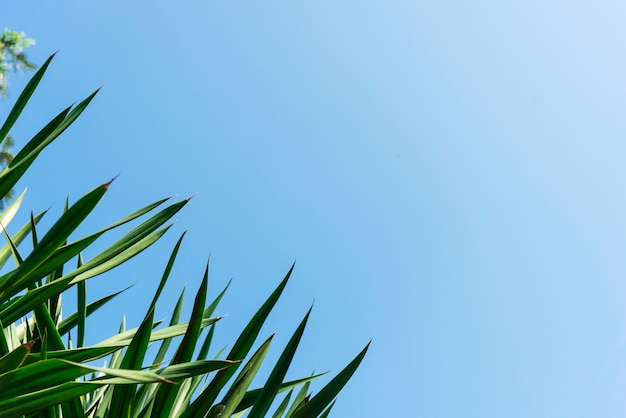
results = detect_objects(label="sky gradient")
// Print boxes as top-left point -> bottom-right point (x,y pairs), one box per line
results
5,1 -> 626,417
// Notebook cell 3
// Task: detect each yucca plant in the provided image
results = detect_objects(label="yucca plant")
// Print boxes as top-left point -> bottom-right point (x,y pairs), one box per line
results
0,53 -> 368,418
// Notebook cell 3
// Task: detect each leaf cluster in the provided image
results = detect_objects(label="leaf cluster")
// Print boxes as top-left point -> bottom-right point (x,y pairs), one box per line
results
0,53 -> 368,417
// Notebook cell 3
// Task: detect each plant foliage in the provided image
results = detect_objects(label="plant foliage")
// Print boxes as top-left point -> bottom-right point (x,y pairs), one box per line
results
0,53 -> 368,417
0,28 -> 36,208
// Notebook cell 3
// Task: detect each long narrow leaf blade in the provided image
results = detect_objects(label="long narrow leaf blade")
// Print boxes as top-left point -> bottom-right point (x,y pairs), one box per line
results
248,307 -> 312,418
0,107 -> 69,200
0,209 -> 47,269
0,53 -> 56,144
184,264 -> 294,417
108,307 -> 155,417
291,342 -> 370,418
0,181 -> 110,301
57,285 -> 132,336
215,335 -> 274,418
150,264 -> 208,415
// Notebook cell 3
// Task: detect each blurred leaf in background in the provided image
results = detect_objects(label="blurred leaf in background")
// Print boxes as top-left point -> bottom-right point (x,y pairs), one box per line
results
0,28 -> 36,96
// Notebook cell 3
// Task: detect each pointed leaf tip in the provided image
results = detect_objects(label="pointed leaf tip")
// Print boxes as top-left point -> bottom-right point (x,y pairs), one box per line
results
104,174 -> 120,189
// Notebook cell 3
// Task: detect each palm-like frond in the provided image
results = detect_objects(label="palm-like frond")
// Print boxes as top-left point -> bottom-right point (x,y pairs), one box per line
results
0,53 -> 368,418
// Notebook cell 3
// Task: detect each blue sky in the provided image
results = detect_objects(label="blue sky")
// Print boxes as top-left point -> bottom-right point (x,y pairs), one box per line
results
5,1 -> 626,417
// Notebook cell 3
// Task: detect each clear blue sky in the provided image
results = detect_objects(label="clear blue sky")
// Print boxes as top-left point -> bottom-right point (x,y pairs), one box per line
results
5,1 -> 626,417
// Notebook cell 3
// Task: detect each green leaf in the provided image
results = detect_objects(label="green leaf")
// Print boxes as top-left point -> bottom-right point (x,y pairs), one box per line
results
95,316 -> 219,348
0,188 -> 26,229
248,307 -> 312,418
56,285 -> 132,336
150,264 -> 208,416
0,208 -> 47,269
77,254 -> 86,348
195,323 -> 215,363
291,342 -> 370,418
285,375 -> 312,417
108,307 -> 155,418
73,199 -> 188,279
318,401 -> 336,418
175,323 -> 218,410
69,226 -> 171,286
0,227 -> 169,326
17,196 -> 171,292
0,85 -> 100,201
155,359 -> 237,381
7,89 -> 99,174
0,381 -> 100,418
0,321 -> 9,357
214,335 -> 274,418
204,278 -> 230,318
0,358 -> 171,401
271,390 -> 292,418
236,374 -> 323,414
0,340 -> 34,375
184,263 -> 294,417
0,181 -> 109,301
133,286 -> 187,416
0,215 -> 22,266
0,196 -> 181,324
25,345 -> 120,365
150,286 -> 185,370
148,231 -> 186,311
0,224 -> 66,352
0,52 -> 56,145
32,293 -> 65,351
0,358 -> 182,417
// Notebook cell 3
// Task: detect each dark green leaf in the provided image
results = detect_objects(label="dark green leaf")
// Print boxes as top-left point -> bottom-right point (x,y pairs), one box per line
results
184,264 -> 294,417
291,342 -> 370,418
248,307 -> 312,418
0,52 -> 56,144
150,264 -> 208,415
